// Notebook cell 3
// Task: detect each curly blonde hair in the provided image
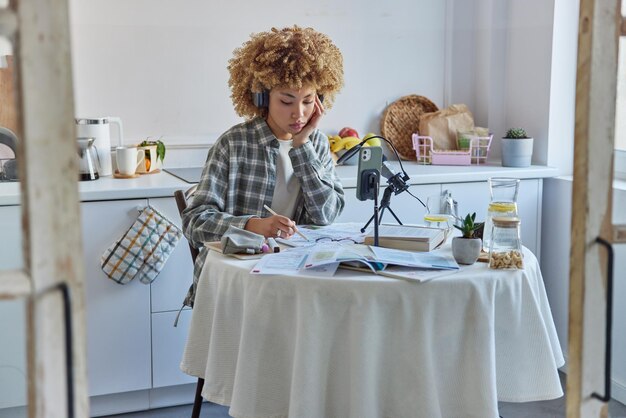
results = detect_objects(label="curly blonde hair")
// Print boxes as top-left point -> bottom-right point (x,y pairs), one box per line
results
228,26 -> 344,119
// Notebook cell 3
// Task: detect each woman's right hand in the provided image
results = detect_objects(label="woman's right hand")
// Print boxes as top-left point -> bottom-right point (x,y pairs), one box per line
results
245,216 -> 296,239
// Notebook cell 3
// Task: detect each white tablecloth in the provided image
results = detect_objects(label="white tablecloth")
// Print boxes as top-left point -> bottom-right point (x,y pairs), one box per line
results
181,246 -> 564,418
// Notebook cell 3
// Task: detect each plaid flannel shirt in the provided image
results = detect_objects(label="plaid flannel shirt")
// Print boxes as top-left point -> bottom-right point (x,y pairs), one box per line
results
181,117 -> 345,307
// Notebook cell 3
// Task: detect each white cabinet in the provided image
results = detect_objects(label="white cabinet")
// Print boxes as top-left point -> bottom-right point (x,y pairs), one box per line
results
444,179 -> 541,255
151,310 -> 196,388
0,299 -> 27,410
146,198 -> 196,389
0,205 -> 23,270
147,197 -> 194,313
0,205 -> 27,409
81,200 -> 152,396
337,184 -> 440,226
341,179 -> 542,255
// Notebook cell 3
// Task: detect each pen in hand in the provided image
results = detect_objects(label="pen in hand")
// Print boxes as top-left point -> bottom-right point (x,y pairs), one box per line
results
263,204 -> 310,241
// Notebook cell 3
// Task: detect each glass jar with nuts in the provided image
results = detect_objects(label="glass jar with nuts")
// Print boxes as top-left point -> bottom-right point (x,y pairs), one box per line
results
488,217 -> 523,269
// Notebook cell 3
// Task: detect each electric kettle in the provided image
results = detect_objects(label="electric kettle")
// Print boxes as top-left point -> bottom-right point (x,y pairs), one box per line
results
77,137 -> 100,181
75,117 -> 123,176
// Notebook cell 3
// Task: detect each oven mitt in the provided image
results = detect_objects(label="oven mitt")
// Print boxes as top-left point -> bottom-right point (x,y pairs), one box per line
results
221,225 -> 264,255
101,206 -> 183,285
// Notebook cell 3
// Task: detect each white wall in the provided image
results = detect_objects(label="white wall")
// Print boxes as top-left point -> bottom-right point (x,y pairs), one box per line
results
546,0 -> 579,174
504,0 -> 555,166
67,0 -> 446,147
449,0 -> 556,166
542,178 -> 626,403
6,0 -> 574,171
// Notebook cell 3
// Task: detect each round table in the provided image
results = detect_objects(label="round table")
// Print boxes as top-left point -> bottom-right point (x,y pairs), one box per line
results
181,245 -> 563,418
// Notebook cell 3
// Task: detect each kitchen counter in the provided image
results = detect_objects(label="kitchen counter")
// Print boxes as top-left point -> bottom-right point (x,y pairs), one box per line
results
0,171 -> 189,206
0,163 -> 558,206
335,162 -> 558,188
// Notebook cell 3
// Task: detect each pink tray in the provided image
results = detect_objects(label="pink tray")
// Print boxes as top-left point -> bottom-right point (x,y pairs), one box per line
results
411,134 -> 493,165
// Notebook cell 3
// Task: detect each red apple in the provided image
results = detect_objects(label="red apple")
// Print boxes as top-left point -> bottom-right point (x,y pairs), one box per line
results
338,127 -> 359,138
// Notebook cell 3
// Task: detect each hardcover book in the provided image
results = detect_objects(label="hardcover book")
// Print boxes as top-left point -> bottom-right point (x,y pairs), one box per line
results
364,224 -> 447,252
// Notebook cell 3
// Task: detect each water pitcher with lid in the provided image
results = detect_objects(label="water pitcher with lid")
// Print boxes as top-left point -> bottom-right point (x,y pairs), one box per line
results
482,177 -> 520,249
75,117 -> 123,176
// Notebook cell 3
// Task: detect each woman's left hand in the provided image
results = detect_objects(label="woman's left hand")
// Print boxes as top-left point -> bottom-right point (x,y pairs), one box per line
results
292,95 -> 325,148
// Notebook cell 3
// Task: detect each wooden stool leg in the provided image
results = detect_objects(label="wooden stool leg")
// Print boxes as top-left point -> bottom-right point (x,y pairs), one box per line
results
191,378 -> 205,418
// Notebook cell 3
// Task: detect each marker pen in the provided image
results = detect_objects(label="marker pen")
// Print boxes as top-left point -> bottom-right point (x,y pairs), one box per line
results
267,237 -> 280,253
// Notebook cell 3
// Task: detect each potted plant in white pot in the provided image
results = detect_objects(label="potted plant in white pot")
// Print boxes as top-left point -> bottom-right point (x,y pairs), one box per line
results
501,127 -> 533,167
451,212 -> 483,265
137,138 -> 166,173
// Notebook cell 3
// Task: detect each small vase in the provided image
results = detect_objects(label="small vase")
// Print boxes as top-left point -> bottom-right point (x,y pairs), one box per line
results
451,237 -> 482,265
501,137 -> 534,167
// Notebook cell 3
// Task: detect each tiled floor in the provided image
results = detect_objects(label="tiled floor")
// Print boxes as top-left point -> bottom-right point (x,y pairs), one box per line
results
7,377 -> 626,418
102,388 -> 626,418
0,374 -> 608,418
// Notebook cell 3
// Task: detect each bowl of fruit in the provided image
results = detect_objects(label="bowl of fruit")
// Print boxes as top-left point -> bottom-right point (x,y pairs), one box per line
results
329,128 -> 383,166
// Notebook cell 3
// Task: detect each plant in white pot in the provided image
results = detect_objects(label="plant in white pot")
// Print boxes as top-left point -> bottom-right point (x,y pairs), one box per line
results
137,138 -> 166,173
451,212 -> 483,265
501,127 -> 533,167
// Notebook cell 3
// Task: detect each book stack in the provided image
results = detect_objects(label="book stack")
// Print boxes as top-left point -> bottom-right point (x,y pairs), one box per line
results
364,224 -> 447,252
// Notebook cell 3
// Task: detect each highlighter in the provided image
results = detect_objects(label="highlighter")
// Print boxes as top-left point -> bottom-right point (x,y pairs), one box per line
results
267,237 -> 280,253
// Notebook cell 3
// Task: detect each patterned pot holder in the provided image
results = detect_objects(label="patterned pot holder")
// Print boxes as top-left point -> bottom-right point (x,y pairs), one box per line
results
101,206 -> 183,285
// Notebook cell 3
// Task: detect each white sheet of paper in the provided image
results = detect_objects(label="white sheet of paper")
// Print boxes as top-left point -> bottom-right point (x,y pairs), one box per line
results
250,251 -> 308,275
380,265 -> 459,282
295,262 -> 340,277
278,223 -> 369,247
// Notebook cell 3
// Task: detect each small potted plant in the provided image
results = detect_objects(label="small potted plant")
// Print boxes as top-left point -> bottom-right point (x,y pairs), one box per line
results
451,212 -> 483,265
501,127 -> 533,167
137,138 -> 166,173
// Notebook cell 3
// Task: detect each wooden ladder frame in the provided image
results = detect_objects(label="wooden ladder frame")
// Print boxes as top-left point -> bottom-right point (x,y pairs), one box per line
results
568,1 -> 626,417
0,0 -> 88,417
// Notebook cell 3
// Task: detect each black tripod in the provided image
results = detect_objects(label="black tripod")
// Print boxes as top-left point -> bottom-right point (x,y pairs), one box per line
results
360,184 -> 403,233
360,171 -> 409,233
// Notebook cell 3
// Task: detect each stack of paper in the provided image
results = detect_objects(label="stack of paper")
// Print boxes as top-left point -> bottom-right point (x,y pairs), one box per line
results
250,243 -> 459,283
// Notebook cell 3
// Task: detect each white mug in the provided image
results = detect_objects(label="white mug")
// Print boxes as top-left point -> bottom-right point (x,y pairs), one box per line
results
116,147 -> 145,175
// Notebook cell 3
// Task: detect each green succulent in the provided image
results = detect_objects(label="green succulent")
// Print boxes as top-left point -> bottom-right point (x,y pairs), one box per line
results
139,138 -> 166,163
453,212 -> 484,239
504,128 -> 529,139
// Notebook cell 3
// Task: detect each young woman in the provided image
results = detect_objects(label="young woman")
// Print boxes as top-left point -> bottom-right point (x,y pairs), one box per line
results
181,26 -> 345,307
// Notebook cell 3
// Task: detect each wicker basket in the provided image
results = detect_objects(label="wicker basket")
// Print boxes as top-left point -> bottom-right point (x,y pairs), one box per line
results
380,95 -> 439,160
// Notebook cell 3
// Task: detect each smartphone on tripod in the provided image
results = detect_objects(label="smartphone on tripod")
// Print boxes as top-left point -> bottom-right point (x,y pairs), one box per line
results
356,146 -> 383,201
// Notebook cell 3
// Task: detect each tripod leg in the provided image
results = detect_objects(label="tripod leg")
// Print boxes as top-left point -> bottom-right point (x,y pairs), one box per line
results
361,212 -> 376,233
377,206 -> 387,224
386,206 -> 403,225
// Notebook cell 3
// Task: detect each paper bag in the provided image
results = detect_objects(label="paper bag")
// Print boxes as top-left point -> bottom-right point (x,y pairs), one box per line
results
418,104 -> 474,150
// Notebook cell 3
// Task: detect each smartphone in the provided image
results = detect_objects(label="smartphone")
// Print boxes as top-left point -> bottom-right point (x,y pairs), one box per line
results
356,146 -> 383,201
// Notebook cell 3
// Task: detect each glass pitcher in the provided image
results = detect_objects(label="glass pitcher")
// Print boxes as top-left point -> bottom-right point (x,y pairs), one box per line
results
482,177 -> 520,249
77,137 -> 100,181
